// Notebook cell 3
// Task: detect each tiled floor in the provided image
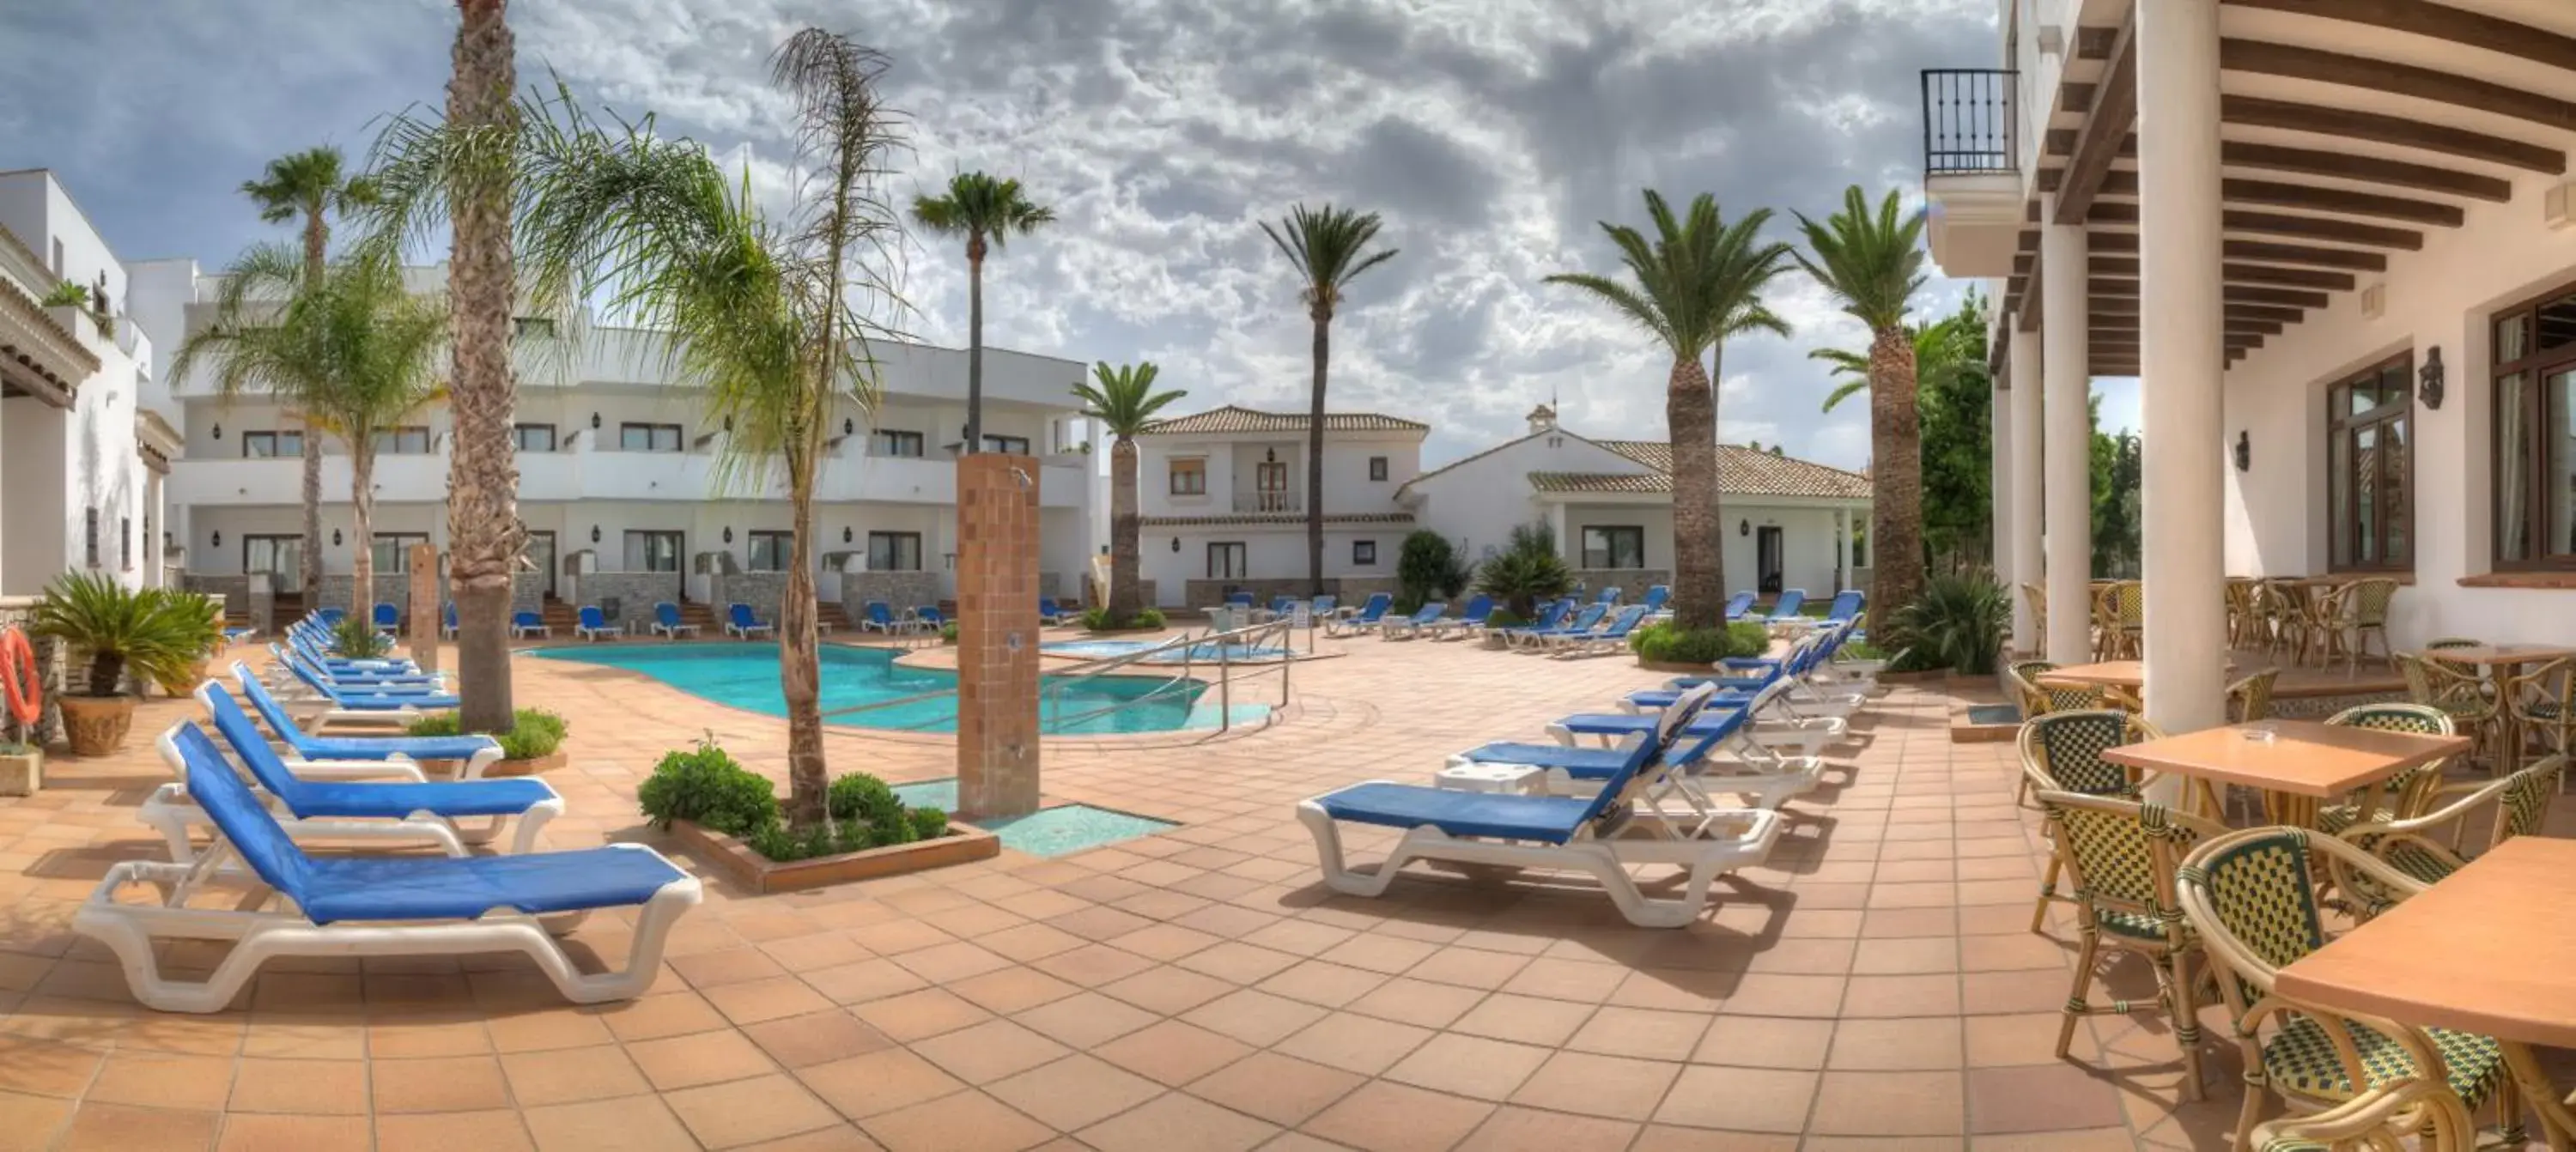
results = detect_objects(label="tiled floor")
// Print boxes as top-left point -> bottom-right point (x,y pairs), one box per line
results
0,631 -> 2549,1149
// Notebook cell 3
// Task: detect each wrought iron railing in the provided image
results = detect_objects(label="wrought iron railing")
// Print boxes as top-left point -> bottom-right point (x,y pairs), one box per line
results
1921,69 -> 2019,176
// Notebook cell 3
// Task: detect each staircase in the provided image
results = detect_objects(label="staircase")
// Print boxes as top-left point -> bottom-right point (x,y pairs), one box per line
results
817,601 -> 853,634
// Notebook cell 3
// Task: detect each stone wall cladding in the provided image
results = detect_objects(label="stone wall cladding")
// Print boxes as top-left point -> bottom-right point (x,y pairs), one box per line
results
181,574 -> 252,615
314,575 -> 422,619
574,573 -> 683,631
711,572 -> 791,624
841,572 -> 943,622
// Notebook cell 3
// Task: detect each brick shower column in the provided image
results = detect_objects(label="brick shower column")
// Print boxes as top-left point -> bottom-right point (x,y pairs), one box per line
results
407,542 -> 440,673
956,453 -> 1042,818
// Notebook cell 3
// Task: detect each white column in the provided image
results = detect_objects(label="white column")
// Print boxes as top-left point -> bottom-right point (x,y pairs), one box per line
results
1990,366 -> 2013,596
2041,199 -> 2093,665
2009,327 -> 2044,654
2137,0 -> 2229,734
1836,507 -> 1850,592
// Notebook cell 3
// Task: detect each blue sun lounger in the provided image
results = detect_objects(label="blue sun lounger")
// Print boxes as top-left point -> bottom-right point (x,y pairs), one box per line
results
373,603 -> 401,630
574,605 -> 619,641
1722,591 -> 1757,621
1381,602 -> 1447,640
285,656 -> 459,725
726,603 -> 775,640
78,718 -> 699,1014
650,602 -> 698,640
1448,704 -> 1812,822
1299,683 -> 1781,928
233,664 -> 501,777
141,689 -> 562,862
511,611 -> 550,639
1762,590 -> 1809,628
1420,595 -> 1493,640
440,603 -> 459,640
1503,603 -> 1607,650
1322,593 -> 1393,637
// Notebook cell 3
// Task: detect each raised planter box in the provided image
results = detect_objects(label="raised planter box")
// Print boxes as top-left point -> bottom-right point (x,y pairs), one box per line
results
670,818 -> 999,894
414,750 -> 566,779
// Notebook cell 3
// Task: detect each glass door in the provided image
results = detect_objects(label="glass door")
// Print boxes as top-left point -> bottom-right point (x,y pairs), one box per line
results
525,531 -> 556,598
1756,526 -> 1785,595
243,534 -> 303,594
1255,460 -> 1289,512
623,531 -> 685,599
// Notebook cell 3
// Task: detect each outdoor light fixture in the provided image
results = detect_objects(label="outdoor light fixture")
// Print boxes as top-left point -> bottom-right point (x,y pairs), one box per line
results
1740,519 -> 1751,537
590,413 -> 602,429
211,423 -> 222,440
722,527 -> 733,543
2419,347 -> 2445,409
1171,537 -> 1181,553
591,525 -> 602,543
842,526 -> 853,543
2234,431 -> 2251,472
210,531 -> 222,548
331,530 -> 342,546
844,417 -> 854,436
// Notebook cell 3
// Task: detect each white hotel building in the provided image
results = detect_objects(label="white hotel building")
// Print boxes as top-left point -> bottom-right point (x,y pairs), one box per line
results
3,169 -> 1101,631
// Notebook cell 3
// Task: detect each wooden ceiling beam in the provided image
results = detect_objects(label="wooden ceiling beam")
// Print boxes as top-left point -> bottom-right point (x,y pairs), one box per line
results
2055,11 -> 2136,226
2076,25 -> 2119,60
2221,94 -> 2562,174
2083,295 -> 2311,324
2087,256 -> 2356,290
2224,0 -> 2576,79
2086,202 -> 2427,251
2087,172 -> 2466,226
2221,39 -> 2576,136
2087,231 -> 2390,272
2091,313 -> 2287,336
2019,263 -> 2044,333
2221,141 -> 2512,203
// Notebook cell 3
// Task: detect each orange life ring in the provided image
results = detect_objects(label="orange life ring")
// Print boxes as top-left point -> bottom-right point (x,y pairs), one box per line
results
0,628 -> 37,730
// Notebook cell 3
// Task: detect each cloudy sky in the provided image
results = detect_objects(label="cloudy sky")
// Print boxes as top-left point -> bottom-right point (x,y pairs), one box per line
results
0,0 -> 2137,467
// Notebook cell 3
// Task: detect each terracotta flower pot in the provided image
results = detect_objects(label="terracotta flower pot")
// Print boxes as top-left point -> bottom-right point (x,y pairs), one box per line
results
56,694 -> 136,758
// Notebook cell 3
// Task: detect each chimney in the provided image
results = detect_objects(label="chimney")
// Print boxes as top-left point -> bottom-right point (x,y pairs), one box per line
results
1525,403 -> 1557,434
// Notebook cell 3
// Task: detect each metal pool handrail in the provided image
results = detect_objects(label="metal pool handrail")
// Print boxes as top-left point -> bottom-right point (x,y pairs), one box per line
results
1039,616 -> 1296,736
812,615 -> 1296,735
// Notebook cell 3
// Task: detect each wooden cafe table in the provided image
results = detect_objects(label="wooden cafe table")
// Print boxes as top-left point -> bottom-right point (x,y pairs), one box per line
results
2275,836 -> 2576,1149
2099,720 -> 2468,826
2412,644 -> 2576,775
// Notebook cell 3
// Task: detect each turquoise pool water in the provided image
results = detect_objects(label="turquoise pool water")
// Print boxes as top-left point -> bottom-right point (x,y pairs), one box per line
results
1041,639 -> 1295,663
530,642 -> 1254,734
889,779 -> 1176,858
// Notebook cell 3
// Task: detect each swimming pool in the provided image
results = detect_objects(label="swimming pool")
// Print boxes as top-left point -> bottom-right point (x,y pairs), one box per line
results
1041,639 -> 1296,663
530,642 -> 1259,735
886,779 -> 1177,858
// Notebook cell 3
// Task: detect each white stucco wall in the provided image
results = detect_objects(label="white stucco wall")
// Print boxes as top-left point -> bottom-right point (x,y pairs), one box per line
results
2219,161 -> 2576,648
1401,431 -> 1649,558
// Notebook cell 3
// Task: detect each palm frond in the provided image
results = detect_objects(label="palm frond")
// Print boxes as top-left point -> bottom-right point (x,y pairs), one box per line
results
1793,185 -> 1928,331
1073,361 -> 1188,437
1545,190 -> 1795,361
1262,203 -> 1399,316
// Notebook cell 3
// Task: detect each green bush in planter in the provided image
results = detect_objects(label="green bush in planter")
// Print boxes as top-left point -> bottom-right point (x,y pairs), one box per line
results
1080,605 -> 1164,631
408,706 -> 568,761
1627,621 -> 1771,664
637,738 -> 780,836
331,615 -> 392,660
1882,571 -> 2010,675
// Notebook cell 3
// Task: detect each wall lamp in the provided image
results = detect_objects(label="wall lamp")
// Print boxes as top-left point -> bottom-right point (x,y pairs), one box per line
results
210,531 -> 222,548
842,526 -> 854,543
590,525 -> 602,543
1170,537 -> 1181,553
331,530 -> 342,546
211,423 -> 222,440
590,412 -> 602,430
2233,431 -> 2251,473
1739,519 -> 1751,537
722,526 -> 734,543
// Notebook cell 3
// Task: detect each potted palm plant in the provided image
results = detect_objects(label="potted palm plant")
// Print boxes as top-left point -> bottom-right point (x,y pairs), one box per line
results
151,592 -> 226,699
30,573 -> 199,756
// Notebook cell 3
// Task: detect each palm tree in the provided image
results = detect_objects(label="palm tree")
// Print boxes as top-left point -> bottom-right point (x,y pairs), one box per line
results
239,146 -> 377,603
1546,191 -> 1792,632
1795,186 -> 1931,619
515,28 -> 902,829
173,249 -> 447,625
357,0 -> 526,731
911,173 -> 1054,453
1072,361 -> 1186,624
1261,204 -> 1397,595
1809,304 -> 1978,414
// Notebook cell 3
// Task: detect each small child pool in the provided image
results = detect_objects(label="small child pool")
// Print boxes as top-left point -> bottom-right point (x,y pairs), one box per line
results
889,779 -> 1176,858
530,642 -> 1263,735
1042,639 -> 1296,663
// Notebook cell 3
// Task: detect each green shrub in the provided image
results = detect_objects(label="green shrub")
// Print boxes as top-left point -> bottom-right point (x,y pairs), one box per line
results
939,621 -> 958,644
1473,523 -> 1571,616
908,806 -> 949,840
1628,621 -> 1771,664
408,706 -> 568,760
1484,608 -> 1524,629
636,738 -> 779,835
1080,605 -> 1166,631
1397,531 -> 1473,608
1882,570 -> 2009,674
827,773 -> 902,824
39,282 -> 89,308
330,615 -> 392,660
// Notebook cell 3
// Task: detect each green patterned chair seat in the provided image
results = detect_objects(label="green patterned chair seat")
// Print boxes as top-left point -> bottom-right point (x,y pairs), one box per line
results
2260,1016 -> 2506,1108
2097,906 -> 2190,942
2381,841 -> 2458,884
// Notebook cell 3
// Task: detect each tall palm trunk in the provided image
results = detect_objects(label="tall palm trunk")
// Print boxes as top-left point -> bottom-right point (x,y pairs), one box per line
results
349,442 -> 377,621
1667,355 -> 1724,632
963,237 -> 986,453
780,461 -> 825,828
447,0 -> 521,732
1109,435 -> 1140,620
1304,307 -> 1329,597
1867,327 -> 1923,617
298,209 -> 328,598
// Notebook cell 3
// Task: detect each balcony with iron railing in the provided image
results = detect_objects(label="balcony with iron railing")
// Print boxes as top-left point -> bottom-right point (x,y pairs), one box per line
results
1233,489 -> 1302,515
1918,68 -> 2025,279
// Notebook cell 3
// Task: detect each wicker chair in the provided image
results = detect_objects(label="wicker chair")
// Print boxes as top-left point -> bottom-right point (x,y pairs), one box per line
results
2500,657 -> 2572,785
2020,709 -> 2165,932
2228,667 -> 2281,724
2392,653 -> 2497,774
2226,579 -> 2264,652
2330,755 -> 2566,917
2247,1077 -> 2477,1152
2092,581 -> 2143,660
2310,703 -> 2458,834
2177,828 -> 2514,1152
2032,791 -> 2227,1100
2319,578 -> 2400,672
2263,579 -> 2313,664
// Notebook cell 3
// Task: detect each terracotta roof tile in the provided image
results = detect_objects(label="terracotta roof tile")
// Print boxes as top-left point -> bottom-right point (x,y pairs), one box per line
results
1140,405 -> 1428,436
1139,512 -> 1415,528
1594,440 -> 1872,500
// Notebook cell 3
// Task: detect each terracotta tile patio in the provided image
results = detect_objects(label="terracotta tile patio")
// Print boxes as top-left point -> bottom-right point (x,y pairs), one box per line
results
5,629 -> 2563,1149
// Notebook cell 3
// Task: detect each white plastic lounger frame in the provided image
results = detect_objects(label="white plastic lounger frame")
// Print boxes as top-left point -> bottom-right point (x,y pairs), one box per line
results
1297,802 -> 1783,929
73,840 -> 699,1014
137,725 -> 562,864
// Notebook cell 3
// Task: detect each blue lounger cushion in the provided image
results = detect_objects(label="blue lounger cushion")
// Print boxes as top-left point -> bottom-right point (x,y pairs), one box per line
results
292,736 -> 495,761
1558,709 -> 1745,737
282,778 -> 558,819
179,720 -> 679,925
331,691 -> 459,710
1315,784 -> 1598,843
1460,742 -> 1634,772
